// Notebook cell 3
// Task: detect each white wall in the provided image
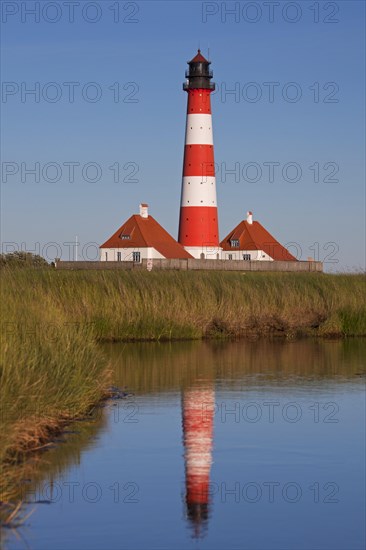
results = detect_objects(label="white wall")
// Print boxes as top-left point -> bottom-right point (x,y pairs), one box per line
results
184,247 -> 273,261
223,250 -> 273,261
100,247 -> 165,262
184,246 -> 222,259
100,247 -> 273,262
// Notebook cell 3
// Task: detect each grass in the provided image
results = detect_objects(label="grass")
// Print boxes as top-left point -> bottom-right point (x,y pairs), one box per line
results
0,268 -> 111,507
3,268 -> 363,341
0,268 -> 365,509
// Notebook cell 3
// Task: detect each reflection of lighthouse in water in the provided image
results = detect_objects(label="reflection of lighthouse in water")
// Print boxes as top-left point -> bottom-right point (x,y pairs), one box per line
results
182,384 -> 215,538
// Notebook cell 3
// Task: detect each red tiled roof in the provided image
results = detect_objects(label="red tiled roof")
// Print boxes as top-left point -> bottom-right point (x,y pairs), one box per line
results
190,49 -> 208,63
100,214 -> 193,259
220,220 -> 297,261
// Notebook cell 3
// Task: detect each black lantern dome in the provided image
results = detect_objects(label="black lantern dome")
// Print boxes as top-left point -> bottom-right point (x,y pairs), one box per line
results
183,50 -> 215,91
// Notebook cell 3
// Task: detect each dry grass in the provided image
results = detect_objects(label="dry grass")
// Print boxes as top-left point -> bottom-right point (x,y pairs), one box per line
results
2,268 -> 361,340
0,269 -> 112,506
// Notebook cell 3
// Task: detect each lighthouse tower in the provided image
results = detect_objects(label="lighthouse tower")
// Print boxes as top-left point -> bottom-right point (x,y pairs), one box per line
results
178,50 -> 220,259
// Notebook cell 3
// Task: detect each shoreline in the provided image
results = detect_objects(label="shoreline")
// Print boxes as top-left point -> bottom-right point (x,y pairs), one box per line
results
0,381 -> 112,521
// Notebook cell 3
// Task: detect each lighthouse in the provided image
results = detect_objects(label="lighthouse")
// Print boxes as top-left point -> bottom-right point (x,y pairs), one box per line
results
178,50 -> 220,259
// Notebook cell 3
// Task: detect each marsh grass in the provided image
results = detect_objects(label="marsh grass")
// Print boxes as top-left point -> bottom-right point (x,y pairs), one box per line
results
3,268 -> 362,341
2,269 -> 365,346
0,269 -> 111,506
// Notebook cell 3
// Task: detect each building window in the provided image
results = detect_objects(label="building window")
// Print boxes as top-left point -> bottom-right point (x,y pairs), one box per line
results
117,252 -> 121,261
105,252 -> 108,261
243,254 -> 251,261
133,251 -> 141,263
228,254 -> 233,260
231,239 -> 239,248
121,234 -> 130,240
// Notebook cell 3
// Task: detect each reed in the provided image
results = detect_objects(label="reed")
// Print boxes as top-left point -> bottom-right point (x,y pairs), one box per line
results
0,268 -> 111,505
2,269 -> 365,345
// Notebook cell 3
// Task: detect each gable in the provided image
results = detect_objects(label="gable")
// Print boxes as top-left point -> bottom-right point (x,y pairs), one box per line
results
100,215 -> 193,259
220,220 -> 297,261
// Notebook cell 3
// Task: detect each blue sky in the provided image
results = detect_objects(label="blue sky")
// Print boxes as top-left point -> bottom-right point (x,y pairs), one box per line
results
1,0 -> 365,270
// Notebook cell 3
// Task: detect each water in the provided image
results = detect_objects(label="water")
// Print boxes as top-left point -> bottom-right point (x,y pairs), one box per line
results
4,339 -> 366,550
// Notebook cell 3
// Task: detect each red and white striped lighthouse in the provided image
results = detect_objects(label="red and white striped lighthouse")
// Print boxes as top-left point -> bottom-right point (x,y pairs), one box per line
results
178,50 -> 220,259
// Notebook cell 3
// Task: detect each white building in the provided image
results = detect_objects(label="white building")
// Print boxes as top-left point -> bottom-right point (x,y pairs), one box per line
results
100,204 -> 193,262
220,212 -> 297,262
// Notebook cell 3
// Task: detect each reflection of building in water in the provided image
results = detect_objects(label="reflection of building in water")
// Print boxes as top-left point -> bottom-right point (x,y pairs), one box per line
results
182,385 -> 214,538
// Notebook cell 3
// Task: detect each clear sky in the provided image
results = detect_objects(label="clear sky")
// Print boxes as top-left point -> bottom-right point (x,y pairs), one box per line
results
1,0 -> 365,271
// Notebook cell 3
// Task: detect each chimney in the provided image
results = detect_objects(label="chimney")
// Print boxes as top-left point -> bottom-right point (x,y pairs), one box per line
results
247,211 -> 253,224
139,203 -> 149,218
